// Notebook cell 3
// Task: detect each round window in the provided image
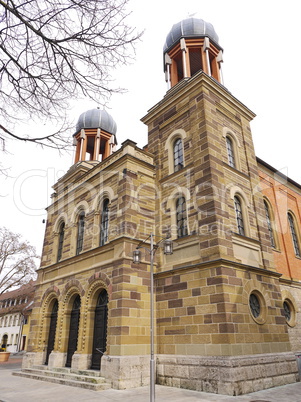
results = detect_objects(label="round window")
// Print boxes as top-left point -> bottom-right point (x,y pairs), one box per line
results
283,299 -> 296,327
283,301 -> 291,322
249,293 -> 260,318
248,291 -> 267,325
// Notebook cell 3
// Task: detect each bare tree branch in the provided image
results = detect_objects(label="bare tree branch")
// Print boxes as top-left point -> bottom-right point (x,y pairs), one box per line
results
0,0 -> 142,150
0,122 -> 70,150
0,227 -> 38,295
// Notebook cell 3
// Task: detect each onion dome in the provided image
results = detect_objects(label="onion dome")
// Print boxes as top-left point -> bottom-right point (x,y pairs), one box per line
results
163,17 -> 220,55
163,17 -> 223,88
73,108 -> 117,164
75,108 -> 117,136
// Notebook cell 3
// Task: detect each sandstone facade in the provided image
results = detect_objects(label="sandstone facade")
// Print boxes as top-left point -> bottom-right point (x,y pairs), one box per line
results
22,18 -> 301,396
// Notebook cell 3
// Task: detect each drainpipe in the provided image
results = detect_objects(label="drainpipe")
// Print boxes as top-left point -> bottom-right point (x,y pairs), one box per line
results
17,301 -> 33,352
17,313 -> 24,352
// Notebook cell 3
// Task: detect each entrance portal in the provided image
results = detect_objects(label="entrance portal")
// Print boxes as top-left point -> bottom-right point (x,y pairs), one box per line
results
45,300 -> 58,365
65,295 -> 81,367
91,290 -> 108,370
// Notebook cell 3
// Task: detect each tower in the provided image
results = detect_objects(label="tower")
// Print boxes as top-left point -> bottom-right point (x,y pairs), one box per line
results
73,108 -> 117,163
142,17 -> 297,394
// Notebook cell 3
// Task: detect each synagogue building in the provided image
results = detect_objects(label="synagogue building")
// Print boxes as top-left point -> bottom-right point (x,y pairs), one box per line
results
19,17 -> 301,395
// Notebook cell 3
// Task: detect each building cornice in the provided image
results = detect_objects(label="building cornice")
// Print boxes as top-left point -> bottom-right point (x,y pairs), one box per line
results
155,258 -> 282,279
257,157 -> 301,192
141,71 -> 256,127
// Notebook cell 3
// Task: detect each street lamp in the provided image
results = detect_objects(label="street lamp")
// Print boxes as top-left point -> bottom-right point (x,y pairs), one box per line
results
132,249 -> 141,264
133,233 -> 173,402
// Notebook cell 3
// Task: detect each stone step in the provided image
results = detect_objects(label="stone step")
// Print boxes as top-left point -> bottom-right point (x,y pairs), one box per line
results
19,368 -> 107,385
33,364 -> 49,370
32,365 -> 103,377
13,370 -> 110,391
70,368 -> 103,378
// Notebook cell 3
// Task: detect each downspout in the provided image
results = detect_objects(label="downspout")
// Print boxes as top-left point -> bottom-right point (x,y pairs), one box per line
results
17,313 -> 24,352
17,301 -> 33,352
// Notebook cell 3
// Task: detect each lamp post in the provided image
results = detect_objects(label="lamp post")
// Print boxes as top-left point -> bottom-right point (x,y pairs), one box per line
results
133,233 -> 173,402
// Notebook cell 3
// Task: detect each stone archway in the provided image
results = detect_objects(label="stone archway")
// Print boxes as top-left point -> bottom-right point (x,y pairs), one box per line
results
91,289 -> 108,370
45,300 -> 58,365
65,295 -> 81,367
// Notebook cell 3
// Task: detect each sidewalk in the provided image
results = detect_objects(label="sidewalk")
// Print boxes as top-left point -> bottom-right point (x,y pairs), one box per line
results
1,354 -> 301,401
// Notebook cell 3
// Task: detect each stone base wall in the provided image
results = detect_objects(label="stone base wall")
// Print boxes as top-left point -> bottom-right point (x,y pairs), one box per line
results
69,353 -> 91,370
157,353 -> 299,395
22,351 -> 151,390
22,352 -> 45,368
101,355 -> 150,389
48,351 -> 67,368
280,283 -> 301,352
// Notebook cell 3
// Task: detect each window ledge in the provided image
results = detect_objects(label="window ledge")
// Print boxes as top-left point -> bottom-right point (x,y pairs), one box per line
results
232,232 -> 260,245
223,162 -> 249,179
271,247 -> 282,253
160,163 -> 193,183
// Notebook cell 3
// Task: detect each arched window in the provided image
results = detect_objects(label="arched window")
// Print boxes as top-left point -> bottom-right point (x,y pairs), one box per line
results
234,196 -> 245,236
176,196 -> 188,238
264,201 -> 276,248
288,213 -> 301,257
226,136 -> 236,168
174,138 -> 184,172
57,221 -> 65,262
76,211 -> 85,255
100,199 -> 110,246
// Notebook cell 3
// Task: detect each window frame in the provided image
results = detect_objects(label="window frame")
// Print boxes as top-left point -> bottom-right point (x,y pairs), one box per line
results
288,212 -> 301,257
234,195 -> 245,236
226,136 -> 236,168
76,211 -> 85,255
57,221 -> 65,262
263,200 -> 276,249
173,137 -> 184,173
176,196 -> 188,238
223,128 -> 241,171
248,290 -> 267,325
165,129 -> 187,175
281,293 -> 297,327
100,198 -> 110,246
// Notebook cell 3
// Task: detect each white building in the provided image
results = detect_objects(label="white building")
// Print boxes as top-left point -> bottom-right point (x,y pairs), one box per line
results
0,281 -> 35,353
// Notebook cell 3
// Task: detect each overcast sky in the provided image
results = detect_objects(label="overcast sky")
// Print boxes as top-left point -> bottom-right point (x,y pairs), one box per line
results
1,0 -> 300,256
